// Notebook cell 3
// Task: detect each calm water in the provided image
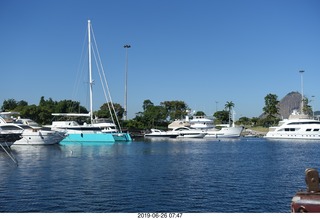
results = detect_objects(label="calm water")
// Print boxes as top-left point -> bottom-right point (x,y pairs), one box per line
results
0,137 -> 319,213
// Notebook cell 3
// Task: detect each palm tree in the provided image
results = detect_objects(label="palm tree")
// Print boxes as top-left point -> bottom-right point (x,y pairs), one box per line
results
225,101 -> 235,126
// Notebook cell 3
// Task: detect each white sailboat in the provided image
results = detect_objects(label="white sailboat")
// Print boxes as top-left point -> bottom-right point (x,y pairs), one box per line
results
49,20 -> 132,143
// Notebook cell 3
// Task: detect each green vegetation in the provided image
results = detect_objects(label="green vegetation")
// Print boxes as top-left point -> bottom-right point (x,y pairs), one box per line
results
0,93 -> 288,131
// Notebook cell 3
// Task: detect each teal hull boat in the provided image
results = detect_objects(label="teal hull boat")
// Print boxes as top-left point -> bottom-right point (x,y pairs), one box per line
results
60,132 -> 132,143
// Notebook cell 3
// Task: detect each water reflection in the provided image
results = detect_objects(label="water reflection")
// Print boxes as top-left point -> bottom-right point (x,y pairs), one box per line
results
59,142 -> 134,158
1,138 -> 320,212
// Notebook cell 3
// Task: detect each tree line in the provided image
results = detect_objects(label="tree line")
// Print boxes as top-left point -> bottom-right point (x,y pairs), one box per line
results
1,93 -> 311,131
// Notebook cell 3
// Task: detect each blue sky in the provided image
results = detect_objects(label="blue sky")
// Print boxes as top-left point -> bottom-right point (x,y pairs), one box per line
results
1,0 -> 320,119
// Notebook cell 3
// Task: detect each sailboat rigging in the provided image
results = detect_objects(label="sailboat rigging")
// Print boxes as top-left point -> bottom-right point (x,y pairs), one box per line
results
49,20 -> 132,143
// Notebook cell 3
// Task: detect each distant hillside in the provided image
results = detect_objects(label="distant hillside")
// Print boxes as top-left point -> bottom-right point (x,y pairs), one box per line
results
278,91 -> 302,119
260,91 -> 302,119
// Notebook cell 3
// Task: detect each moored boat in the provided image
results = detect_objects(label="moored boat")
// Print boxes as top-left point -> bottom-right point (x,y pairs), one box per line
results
168,127 -> 206,138
265,110 -> 320,140
205,126 -> 244,138
144,129 -> 179,138
169,115 -> 243,138
49,118 -> 131,143
0,112 -> 67,145
49,20 -> 132,143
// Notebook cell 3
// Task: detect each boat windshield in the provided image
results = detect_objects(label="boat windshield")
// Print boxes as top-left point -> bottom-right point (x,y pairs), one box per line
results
92,118 -> 113,124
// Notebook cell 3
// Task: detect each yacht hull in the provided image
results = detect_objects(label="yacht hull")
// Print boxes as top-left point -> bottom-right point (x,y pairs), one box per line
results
176,133 -> 206,138
265,134 -> 320,140
14,131 -> 66,145
112,133 -> 132,142
205,127 -> 244,138
144,129 -> 178,138
60,132 -> 132,143
61,133 -> 115,143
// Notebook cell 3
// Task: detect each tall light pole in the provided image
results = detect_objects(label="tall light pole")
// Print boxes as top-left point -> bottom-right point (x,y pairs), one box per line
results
124,44 -> 131,120
299,70 -> 305,114
312,95 -> 315,118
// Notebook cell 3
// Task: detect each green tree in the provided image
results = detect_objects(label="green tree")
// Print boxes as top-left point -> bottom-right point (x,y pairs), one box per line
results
95,102 -> 124,120
263,93 -> 280,126
139,100 -> 167,128
131,99 -> 185,130
225,101 -> 235,125
213,110 -> 229,124
1,99 -> 18,111
21,105 -> 40,123
160,100 -> 189,121
194,111 -> 206,117
302,97 -> 313,116
142,99 -> 154,111
237,116 -> 251,126
250,117 -> 259,126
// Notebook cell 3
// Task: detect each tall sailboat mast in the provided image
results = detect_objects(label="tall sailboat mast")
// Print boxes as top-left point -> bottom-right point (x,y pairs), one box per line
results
88,20 -> 93,122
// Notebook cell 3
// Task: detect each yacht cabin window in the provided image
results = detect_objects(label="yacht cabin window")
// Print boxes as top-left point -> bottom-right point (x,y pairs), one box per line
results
284,128 -> 295,132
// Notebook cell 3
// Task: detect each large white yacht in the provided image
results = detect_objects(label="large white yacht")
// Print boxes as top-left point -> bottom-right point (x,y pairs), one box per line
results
0,112 -> 67,145
189,116 -> 243,138
265,110 -> 320,140
168,115 -> 243,138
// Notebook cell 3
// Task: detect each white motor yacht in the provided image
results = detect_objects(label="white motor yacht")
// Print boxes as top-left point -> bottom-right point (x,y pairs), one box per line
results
168,115 -> 243,138
168,127 -> 206,138
189,115 -> 243,138
0,112 -> 67,145
144,129 -> 179,138
265,111 -> 320,140
205,126 -> 244,138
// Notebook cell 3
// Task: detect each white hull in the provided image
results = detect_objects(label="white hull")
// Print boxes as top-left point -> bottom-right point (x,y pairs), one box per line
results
265,134 -> 320,140
205,127 -> 244,138
144,129 -> 178,138
265,113 -> 320,140
168,127 -> 206,139
0,113 -> 67,145
168,115 -> 243,139
176,133 -> 206,138
14,129 -> 66,145
49,121 -> 131,142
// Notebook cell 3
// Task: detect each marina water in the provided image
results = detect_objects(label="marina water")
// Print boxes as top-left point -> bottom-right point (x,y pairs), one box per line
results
0,138 -> 318,213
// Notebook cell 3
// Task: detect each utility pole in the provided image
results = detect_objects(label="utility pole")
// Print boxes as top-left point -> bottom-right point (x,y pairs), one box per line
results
299,70 -> 305,114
